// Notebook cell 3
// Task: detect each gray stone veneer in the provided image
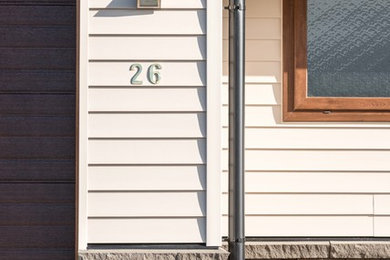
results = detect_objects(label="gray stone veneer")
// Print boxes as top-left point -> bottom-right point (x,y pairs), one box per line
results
79,241 -> 390,259
79,249 -> 229,260
331,242 -> 390,259
224,241 -> 390,259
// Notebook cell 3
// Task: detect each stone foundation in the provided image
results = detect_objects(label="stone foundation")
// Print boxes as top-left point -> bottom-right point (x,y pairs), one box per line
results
79,249 -> 230,260
226,241 -> 390,259
79,241 -> 390,259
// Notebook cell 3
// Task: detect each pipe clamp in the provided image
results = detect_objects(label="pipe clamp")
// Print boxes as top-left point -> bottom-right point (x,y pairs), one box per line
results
225,4 -> 245,10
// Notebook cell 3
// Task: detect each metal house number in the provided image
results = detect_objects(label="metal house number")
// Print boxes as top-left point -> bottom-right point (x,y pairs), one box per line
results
130,64 -> 162,85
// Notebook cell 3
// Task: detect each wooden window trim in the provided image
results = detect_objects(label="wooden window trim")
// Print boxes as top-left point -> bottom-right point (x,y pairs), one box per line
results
283,0 -> 390,122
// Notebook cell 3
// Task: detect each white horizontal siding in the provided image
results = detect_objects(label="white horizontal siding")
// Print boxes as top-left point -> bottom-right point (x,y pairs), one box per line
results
86,0 -> 210,244
223,106 -> 281,126
89,139 -> 205,164
89,166 -> 206,191
222,84 -> 281,105
88,218 -> 206,243
89,0 -> 206,9
223,0 -> 281,18
222,150 -> 390,172
221,0 -> 390,237
223,62 -> 281,82
89,192 -> 206,217
89,62 -> 206,86
222,216 -> 373,237
374,217 -> 390,236
374,195 -> 390,215
222,194 -> 373,215
221,172 -> 390,193
89,88 -> 206,112
222,106 -> 390,127
89,113 -> 205,138
223,18 -> 281,40
89,10 -> 206,35
89,36 -> 206,60
222,128 -> 390,149
223,40 -> 280,61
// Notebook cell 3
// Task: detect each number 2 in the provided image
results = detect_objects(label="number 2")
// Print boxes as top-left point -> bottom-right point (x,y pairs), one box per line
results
130,64 -> 143,85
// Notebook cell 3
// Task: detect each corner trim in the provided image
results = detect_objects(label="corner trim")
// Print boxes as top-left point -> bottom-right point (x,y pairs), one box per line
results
77,0 -> 89,251
206,0 -> 223,247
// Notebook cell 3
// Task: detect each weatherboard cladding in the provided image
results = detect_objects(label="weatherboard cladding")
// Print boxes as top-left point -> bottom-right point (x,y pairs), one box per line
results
1,0 -> 390,255
221,0 -> 390,237
87,0 -> 390,240
85,0 -> 208,243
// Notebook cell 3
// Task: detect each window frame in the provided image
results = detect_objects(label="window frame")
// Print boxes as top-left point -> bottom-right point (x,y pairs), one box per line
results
283,0 -> 390,122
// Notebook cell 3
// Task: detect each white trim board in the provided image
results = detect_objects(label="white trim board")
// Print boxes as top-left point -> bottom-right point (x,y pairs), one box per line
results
77,0 -> 89,251
206,0 -> 223,247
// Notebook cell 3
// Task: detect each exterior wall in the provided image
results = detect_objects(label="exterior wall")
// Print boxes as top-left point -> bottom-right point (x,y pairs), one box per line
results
0,1 -> 76,259
79,0 -> 222,246
222,0 -> 390,237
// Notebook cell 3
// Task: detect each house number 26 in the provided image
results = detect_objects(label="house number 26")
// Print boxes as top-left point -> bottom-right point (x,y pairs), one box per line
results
130,64 -> 162,85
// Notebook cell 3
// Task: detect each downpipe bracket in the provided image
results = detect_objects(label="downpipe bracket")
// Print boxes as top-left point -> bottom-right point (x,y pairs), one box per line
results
225,3 -> 245,11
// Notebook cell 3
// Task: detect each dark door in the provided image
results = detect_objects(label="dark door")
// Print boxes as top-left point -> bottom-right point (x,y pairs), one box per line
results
0,0 -> 76,259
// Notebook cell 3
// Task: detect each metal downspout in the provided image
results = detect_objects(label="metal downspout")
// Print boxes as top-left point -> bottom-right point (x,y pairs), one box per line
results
228,0 -> 245,260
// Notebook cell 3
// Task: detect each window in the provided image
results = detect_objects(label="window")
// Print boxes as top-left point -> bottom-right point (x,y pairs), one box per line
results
283,0 -> 390,121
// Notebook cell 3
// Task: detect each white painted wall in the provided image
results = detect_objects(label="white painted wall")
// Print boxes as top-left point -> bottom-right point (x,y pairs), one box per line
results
80,0 -> 222,245
79,0 -> 390,243
222,0 -> 390,237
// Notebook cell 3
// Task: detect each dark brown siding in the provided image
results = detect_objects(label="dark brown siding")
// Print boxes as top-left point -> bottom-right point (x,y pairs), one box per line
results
0,0 -> 75,259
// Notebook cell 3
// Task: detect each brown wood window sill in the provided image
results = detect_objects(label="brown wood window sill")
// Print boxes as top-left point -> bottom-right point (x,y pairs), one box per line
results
283,0 -> 390,122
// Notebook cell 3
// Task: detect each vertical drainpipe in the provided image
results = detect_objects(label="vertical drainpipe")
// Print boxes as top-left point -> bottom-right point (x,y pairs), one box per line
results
228,0 -> 245,260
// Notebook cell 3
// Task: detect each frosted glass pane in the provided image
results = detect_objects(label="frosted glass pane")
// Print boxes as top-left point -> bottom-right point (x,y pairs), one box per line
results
307,0 -> 390,97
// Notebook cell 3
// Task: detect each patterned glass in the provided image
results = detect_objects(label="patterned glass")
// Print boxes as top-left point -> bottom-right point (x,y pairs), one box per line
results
307,0 -> 390,97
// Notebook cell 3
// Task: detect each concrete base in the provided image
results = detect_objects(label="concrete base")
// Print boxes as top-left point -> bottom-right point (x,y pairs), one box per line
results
79,241 -> 390,260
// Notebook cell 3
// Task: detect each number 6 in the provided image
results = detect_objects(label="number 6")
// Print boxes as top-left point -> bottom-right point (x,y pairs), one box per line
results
148,64 -> 162,85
